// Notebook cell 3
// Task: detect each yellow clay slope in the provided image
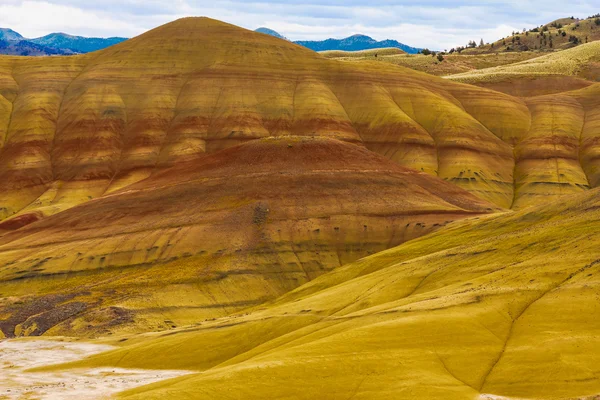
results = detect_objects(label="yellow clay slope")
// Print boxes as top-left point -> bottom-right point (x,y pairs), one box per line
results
0,17 -> 597,221
0,137 -> 498,336
55,187 -> 600,400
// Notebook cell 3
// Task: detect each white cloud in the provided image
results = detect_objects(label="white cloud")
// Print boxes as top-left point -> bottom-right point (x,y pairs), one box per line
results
0,1 -> 144,37
0,0 -> 597,49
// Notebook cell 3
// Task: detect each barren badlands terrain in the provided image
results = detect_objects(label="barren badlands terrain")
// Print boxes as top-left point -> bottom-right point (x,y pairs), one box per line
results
1,15 -> 600,400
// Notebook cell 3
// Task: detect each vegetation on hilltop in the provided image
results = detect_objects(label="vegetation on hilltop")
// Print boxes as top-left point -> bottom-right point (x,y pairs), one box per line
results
323,49 -> 541,76
454,14 -> 600,54
447,40 -> 600,83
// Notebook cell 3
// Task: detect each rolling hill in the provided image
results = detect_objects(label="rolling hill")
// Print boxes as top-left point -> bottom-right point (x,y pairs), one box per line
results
50,185 -> 600,400
323,50 -> 542,77
0,15 -> 597,231
464,15 -> 600,54
0,16 -> 598,338
319,47 -> 406,58
448,40 -> 600,84
2,14 -> 600,400
0,136 -> 497,337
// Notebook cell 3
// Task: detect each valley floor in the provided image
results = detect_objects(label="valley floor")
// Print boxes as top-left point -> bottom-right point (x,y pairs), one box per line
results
0,339 -> 190,399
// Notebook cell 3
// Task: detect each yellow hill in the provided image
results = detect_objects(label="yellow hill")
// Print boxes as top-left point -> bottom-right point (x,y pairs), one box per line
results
0,16 -> 596,225
319,47 -> 405,58
1,17 -> 600,336
0,136 -> 497,337
448,40 -> 600,84
324,50 -> 542,77
48,186 -> 600,399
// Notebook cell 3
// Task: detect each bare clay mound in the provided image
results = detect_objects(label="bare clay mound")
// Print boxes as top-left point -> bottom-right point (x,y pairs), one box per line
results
0,339 -> 190,399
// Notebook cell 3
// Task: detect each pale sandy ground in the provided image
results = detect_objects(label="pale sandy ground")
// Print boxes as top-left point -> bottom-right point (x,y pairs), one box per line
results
480,393 -> 600,399
0,339 -> 191,400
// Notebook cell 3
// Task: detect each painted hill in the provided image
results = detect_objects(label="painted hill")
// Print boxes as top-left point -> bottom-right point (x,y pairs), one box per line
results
296,33 -> 421,54
3,15 -> 600,399
0,17 -> 598,228
0,136 -> 497,337
0,27 -> 127,55
0,17 -> 600,337
52,186 -> 600,399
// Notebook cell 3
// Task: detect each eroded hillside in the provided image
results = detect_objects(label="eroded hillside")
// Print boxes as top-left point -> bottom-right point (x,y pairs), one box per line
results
50,186 -> 600,400
0,17 -> 600,336
0,17 -> 598,227
0,137 -> 498,337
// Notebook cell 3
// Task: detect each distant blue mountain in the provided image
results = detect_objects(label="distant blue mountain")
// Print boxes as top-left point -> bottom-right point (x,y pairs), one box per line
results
0,28 -> 127,56
255,27 -> 288,40
255,28 -> 421,54
296,34 -> 421,54
0,28 -> 24,42
29,33 -> 127,54
0,39 -> 65,56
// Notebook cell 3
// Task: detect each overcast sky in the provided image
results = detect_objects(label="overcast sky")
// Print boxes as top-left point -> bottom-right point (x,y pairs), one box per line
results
0,1 -> 598,49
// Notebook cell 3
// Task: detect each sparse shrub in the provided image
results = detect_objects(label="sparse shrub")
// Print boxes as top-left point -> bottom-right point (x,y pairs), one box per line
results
437,54 -> 444,62
596,18 -> 600,26
421,48 -> 431,55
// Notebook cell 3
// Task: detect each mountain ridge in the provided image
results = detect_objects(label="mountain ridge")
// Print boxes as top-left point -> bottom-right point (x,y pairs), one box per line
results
255,27 -> 288,40
254,27 -> 422,54
0,27 -> 127,55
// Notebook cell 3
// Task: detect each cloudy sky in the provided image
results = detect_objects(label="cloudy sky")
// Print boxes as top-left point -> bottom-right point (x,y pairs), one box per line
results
0,0 -> 598,49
